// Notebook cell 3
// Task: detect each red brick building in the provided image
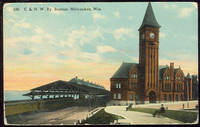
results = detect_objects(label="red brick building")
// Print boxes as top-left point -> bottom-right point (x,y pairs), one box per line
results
110,3 -> 194,105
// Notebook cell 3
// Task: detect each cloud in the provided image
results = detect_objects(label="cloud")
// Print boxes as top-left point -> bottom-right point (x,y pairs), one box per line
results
178,7 -> 194,18
128,16 -> 133,20
4,57 -> 118,90
192,3 -> 197,8
130,56 -> 139,63
34,26 -> 44,34
97,45 -> 117,53
92,12 -> 106,21
5,27 -> 51,48
20,22 -> 31,29
112,27 -> 134,40
10,19 -> 32,30
159,58 -> 198,75
160,2 -> 178,9
160,32 -> 166,39
34,26 -> 54,41
160,3 -> 195,18
63,26 -> 103,48
6,7 -> 14,13
113,11 -> 120,18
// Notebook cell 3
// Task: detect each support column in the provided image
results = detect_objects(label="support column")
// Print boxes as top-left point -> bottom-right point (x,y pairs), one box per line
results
32,95 -> 35,101
145,45 -> 148,89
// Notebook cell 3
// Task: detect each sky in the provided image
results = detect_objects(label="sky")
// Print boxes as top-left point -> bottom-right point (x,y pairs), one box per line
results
3,2 -> 198,91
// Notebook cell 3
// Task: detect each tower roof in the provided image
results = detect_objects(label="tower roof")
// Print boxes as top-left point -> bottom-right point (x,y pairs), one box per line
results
139,3 -> 161,30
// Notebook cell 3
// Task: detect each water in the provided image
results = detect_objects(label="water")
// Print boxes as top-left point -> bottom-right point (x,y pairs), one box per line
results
4,90 -> 31,101
4,90 -> 80,101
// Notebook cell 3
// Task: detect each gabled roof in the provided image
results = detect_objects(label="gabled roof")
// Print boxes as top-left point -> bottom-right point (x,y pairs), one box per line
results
111,62 -> 138,78
174,68 -> 184,76
24,79 -> 109,96
139,2 -> 161,30
159,65 -> 169,80
159,66 -> 185,80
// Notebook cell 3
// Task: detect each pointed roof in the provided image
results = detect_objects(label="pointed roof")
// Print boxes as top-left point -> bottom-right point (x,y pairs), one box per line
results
139,2 -> 161,30
186,73 -> 191,79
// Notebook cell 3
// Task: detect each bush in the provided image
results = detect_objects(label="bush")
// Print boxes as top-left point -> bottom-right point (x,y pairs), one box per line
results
130,108 -> 198,123
81,108 -> 124,124
162,110 -> 197,123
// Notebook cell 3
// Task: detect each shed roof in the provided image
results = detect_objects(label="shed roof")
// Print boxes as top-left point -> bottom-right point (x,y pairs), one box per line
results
26,79 -> 109,96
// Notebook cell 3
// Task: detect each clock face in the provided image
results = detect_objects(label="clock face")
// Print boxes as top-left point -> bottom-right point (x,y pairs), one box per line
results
150,32 -> 155,39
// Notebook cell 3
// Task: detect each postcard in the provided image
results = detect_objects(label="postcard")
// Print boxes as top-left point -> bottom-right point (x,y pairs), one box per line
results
3,2 -> 198,125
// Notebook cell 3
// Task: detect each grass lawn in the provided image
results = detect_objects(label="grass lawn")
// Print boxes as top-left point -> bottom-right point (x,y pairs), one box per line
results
129,108 -> 198,123
81,108 -> 124,124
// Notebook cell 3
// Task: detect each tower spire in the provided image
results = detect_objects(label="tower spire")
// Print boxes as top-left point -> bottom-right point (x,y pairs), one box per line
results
139,2 -> 160,30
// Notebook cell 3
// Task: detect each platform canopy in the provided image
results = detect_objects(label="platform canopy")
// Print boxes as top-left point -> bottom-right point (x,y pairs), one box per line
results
23,78 -> 110,98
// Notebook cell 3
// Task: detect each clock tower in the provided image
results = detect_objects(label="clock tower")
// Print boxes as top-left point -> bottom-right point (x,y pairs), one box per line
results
138,3 -> 161,103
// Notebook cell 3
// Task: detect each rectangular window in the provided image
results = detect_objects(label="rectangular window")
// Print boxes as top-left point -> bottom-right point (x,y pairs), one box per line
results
115,83 -> 118,88
113,93 -> 116,99
115,83 -> 121,88
118,93 -> 121,99
169,94 -> 172,101
118,83 -> 121,88
129,94 -> 133,100
164,94 -> 167,101
176,95 -> 178,101
180,95 -> 183,101
132,83 -> 135,89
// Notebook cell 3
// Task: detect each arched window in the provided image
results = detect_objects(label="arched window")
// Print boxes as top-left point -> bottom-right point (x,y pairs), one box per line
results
131,73 -> 137,79
166,75 -> 170,80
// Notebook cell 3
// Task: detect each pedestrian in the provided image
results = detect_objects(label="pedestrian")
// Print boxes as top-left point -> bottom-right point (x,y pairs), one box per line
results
160,104 -> 165,113
182,104 -> 184,109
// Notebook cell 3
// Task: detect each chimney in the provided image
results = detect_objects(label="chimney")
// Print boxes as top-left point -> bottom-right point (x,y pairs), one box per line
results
170,62 -> 174,80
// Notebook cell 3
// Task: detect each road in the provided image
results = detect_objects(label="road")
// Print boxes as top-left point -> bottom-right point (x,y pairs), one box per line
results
105,106 -> 184,124
6,106 -> 90,125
